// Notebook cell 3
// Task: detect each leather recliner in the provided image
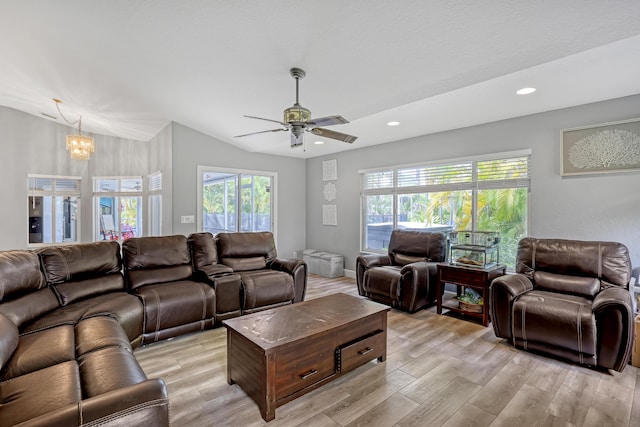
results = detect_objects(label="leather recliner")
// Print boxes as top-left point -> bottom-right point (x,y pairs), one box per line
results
490,237 -> 634,372
215,232 -> 307,314
122,235 -> 216,344
356,230 -> 447,313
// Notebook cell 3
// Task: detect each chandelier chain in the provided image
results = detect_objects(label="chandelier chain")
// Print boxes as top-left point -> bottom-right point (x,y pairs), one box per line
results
53,98 -> 81,130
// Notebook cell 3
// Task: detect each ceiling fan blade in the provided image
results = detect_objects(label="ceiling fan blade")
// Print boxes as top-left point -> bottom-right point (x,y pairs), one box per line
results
234,128 -> 287,138
244,115 -> 287,126
310,127 -> 357,143
307,115 -> 350,127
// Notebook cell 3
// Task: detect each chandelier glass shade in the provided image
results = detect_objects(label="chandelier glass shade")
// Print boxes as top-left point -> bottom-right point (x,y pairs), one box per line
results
66,134 -> 95,160
54,98 -> 95,160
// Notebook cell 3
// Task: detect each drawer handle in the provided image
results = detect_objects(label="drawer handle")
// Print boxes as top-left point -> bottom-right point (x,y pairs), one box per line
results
358,347 -> 373,355
299,369 -> 318,380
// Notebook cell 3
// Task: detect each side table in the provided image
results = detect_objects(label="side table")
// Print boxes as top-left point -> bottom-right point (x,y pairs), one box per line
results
436,262 -> 506,326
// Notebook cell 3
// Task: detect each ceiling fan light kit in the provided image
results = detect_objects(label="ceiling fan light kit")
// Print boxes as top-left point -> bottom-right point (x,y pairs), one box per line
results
235,67 -> 358,148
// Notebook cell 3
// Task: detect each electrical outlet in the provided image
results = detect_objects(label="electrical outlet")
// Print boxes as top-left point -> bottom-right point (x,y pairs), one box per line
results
181,215 -> 195,224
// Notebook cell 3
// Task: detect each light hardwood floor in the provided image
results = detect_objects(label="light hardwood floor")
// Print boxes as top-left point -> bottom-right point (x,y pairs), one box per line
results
135,275 -> 640,426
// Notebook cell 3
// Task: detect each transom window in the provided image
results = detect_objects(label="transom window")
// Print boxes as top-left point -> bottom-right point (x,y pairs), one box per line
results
361,150 -> 531,268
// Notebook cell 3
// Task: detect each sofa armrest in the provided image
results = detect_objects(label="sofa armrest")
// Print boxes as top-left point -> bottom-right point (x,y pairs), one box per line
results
18,378 -> 169,427
398,261 -> 439,312
592,286 -> 634,371
356,254 -> 392,295
269,258 -> 307,303
357,254 -> 391,269
0,313 -> 19,370
194,264 -> 234,280
489,274 -> 533,341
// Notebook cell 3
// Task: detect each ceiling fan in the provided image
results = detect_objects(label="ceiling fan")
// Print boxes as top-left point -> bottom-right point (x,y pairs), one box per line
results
235,68 -> 357,148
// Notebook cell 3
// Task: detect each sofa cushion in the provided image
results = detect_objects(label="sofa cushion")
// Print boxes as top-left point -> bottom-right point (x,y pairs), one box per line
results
516,238 -> 631,287
534,271 -> 600,298
75,316 -> 132,356
133,281 -> 215,338
0,361 -> 81,426
0,250 -> 46,302
38,241 -> 121,284
0,313 -> 18,372
388,230 -> 446,265
52,273 -> 126,306
362,266 -> 402,299
2,325 -> 75,380
393,254 -> 429,266
512,290 -> 597,362
222,256 -> 266,272
239,270 -> 295,310
188,232 -> 218,268
126,265 -> 194,290
79,346 -> 148,398
122,236 -> 193,290
216,232 -> 277,261
0,288 -> 60,329
22,293 -> 143,345
122,235 -> 191,270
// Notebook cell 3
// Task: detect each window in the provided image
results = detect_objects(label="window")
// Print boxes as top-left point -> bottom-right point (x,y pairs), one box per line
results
27,175 -> 81,245
93,177 -> 143,241
198,167 -> 275,234
361,150 -> 530,268
148,172 -> 162,236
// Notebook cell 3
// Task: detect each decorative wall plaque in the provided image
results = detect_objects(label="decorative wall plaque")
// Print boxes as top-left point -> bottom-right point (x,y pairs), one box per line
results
322,205 -> 337,226
323,182 -> 337,201
322,159 -> 337,181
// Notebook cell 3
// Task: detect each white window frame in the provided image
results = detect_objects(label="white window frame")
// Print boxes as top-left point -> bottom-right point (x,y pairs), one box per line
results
27,174 -> 82,247
359,149 -> 531,263
148,171 -> 162,236
197,165 -> 277,238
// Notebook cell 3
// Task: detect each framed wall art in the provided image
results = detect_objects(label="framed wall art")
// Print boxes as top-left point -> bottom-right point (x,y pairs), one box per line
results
561,118 -> 640,176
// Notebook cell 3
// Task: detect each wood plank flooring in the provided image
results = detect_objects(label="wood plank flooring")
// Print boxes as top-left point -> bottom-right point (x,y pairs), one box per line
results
135,274 -> 640,426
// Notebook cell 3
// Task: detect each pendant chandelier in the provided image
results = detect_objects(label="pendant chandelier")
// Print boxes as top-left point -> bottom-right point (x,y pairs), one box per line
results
54,99 -> 95,160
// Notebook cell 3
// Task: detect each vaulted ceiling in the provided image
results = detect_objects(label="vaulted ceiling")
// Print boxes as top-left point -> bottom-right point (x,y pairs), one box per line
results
2,1 -> 640,158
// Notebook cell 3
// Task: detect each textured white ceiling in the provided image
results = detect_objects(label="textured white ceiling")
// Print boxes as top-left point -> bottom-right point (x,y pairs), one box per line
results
1,1 -> 640,158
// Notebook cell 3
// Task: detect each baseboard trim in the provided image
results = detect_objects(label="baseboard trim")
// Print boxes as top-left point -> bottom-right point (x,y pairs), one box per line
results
344,269 -> 356,279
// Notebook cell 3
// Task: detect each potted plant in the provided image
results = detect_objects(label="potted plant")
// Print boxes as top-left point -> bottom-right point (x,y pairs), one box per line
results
457,288 -> 483,313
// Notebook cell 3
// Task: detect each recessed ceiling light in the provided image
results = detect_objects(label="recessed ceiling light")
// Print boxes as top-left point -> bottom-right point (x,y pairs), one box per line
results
516,87 -> 536,95
387,121 -> 400,126
314,140 -> 324,145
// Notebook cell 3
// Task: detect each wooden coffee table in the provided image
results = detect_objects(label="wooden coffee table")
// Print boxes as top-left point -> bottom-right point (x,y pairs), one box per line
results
223,293 -> 389,421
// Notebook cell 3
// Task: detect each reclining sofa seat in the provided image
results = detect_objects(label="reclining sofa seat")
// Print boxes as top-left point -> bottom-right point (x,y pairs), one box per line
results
215,231 -> 307,314
122,235 -> 216,344
0,243 -> 168,426
356,230 -> 447,313
490,237 -> 634,372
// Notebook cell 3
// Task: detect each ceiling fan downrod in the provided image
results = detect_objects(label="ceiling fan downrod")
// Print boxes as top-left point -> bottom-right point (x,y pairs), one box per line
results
290,68 -> 305,106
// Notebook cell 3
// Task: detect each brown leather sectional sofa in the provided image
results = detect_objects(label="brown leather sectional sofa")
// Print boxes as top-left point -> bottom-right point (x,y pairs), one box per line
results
0,232 -> 306,426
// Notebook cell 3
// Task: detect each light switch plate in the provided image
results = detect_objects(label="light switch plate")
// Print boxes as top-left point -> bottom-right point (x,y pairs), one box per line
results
181,215 -> 195,224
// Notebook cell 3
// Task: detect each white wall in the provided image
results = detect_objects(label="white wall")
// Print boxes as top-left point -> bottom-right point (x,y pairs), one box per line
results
148,123 -> 174,234
305,95 -> 640,275
0,107 -> 149,250
170,123 -> 307,259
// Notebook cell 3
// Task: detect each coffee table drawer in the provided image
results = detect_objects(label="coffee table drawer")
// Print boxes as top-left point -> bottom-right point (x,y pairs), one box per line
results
337,331 -> 385,373
275,334 -> 336,400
